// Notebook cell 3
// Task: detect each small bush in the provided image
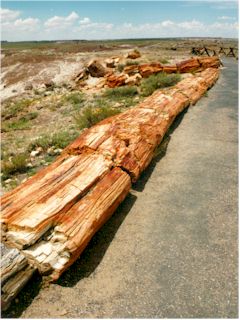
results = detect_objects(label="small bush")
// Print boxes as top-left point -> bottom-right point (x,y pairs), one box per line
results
117,64 -> 125,73
140,72 -> 181,97
28,130 -> 79,151
75,106 -> 121,129
2,153 -> 28,179
104,86 -> 138,99
2,118 -> 31,132
2,99 -> 32,119
125,60 -> 140,66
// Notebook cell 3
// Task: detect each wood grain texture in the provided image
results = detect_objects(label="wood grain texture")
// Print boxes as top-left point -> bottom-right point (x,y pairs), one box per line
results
1,65 -> 220,302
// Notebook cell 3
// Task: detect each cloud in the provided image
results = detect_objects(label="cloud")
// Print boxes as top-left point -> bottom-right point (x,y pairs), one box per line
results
0,8 -> 20,22
1,8 -> 238,41
218,15 -> 236,20
14,18 -> 40,31
44,11 -> 79,28
79,17 -> 91,25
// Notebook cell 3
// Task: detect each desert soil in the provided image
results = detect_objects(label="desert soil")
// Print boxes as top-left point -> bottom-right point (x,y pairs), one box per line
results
2,57 -> 238,318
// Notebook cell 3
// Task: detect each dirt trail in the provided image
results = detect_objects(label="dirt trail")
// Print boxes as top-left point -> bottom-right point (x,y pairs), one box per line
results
2,58 -> 238,318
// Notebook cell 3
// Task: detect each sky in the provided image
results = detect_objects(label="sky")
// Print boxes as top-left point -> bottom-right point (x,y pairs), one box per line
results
1,1 -> 238,41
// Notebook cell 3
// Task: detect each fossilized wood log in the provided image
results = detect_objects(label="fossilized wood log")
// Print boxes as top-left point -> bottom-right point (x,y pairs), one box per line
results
1,248 -> 36,311
1,67 -> 220,295
105,57 -> 220,88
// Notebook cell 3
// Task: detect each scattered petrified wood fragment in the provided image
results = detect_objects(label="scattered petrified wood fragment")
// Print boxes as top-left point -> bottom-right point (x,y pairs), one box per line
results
105,74 -> 128,88
1,65 -> 220,308
127,49 -> 141,59
87,60 -> 108,77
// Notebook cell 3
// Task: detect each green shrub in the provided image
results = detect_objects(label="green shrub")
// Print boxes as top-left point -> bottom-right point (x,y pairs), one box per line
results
117,64 -> 125,72
2,153 -> 28,179
75,106 -> 121,130
104,86 -> 138,99
140,72 -> 181,97
2,99 -> 32,119
28,130 -> 79,151
2,118 -> 31,132
125,60 -> 140,66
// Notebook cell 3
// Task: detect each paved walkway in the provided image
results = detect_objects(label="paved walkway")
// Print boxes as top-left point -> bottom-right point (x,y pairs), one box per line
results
4,58 -> 238,318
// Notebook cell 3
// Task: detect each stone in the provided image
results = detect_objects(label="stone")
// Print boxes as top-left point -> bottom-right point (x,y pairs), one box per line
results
127,49 -> 141,59
24,83 -> 33,91
87,60 -> 108,77
125,73 -> 142,86
30,150 -> 40,157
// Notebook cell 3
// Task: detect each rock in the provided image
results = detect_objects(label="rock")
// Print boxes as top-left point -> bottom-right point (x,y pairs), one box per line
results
59,309 -> 68,316
127,49 -> 141,59
87,60 -> 108,77
45,80 -> 55,91
5,179 -> 12,184
26,163 -> 33,168
47,147 -> 55,156
74,68 -> 89,82
53,148 -> 63,155
24,83 -> 33,91
105,58 -> 116,68
36,147 -> 43,153
125,73 -> 142,86
30,150 -> 40,157
36,105 -> 43,110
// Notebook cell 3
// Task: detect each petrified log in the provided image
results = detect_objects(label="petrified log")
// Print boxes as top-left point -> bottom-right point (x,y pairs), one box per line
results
138,63 -> 163,78
1,248 -> 36,310
1,66 -> 220,306
104,57 -> 220,88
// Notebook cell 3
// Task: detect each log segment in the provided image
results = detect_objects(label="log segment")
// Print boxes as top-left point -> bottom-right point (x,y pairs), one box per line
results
1,249 -> 36,311
1,67 -> 220,298
105,57 -> 220,88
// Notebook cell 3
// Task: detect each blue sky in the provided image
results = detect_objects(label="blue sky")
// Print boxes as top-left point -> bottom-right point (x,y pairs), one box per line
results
1,1 -> 238,41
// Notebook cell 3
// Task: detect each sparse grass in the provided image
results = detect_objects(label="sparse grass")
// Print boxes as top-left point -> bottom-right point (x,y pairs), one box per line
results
2,153 -> 29,179
104,86 -> 138,99
64,92 -> 85,109
75,106 -> 121,129
2,118 -> 31,132
140,72 -> 181,97
1,112 -> 38,132
125,60 -> 140,66
2,99 -> 33,119
27,130 -> 79,152
159,58 -> 170,64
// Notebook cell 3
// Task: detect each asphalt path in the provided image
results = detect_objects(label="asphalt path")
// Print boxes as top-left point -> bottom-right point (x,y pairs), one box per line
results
3,58 -> 238,318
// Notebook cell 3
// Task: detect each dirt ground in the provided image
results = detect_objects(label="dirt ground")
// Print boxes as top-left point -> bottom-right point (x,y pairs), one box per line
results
2,57 -> 238,318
